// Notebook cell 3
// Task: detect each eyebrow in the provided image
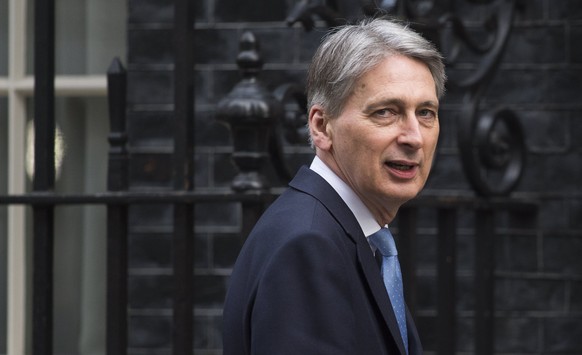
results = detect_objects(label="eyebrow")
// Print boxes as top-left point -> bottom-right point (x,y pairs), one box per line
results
419,100 -> 440,109
363,98 -> 439,113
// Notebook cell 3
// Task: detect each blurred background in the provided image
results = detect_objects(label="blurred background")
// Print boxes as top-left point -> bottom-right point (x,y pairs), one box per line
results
0,0 -> 581,354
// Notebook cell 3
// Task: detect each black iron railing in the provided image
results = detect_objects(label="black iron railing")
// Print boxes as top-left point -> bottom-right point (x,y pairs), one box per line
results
32,0 -> 56,353
0,0 -> 539,354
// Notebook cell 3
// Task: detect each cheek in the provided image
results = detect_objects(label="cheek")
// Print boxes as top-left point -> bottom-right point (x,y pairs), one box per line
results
425,130 -> 440,154
424,146 -> 439,176
336,126 -> 368,154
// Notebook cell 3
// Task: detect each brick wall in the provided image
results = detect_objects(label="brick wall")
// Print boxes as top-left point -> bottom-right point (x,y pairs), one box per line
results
126,0 -> 582,354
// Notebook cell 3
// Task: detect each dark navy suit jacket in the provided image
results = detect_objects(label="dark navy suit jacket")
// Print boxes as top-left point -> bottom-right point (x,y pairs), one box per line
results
223,166 -> 422,355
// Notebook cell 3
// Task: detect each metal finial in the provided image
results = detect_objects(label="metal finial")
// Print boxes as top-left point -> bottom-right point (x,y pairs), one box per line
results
216,31 -> 281,192
237,31 -> 263,78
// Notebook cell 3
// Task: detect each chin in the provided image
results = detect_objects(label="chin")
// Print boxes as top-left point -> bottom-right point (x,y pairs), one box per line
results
389,187 -> 422,204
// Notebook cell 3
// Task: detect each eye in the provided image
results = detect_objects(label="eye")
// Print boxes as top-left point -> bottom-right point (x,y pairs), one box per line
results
374,108 -> 397,118
418,108 -> 435,117
417,108 -> 437,125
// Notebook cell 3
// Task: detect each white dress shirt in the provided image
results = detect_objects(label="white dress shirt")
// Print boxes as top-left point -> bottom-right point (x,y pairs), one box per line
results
310,156 -> 382,240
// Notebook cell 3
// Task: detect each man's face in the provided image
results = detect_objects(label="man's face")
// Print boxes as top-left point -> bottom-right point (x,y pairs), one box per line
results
323,54 -> 440,222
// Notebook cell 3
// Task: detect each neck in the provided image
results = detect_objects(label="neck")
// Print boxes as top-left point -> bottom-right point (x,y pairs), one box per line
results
316,151 -> 401,226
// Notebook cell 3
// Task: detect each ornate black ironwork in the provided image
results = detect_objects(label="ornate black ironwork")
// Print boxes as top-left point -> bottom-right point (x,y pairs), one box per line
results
450,0 -> 527,196
285,0 -> 526,196
216,32 -> 282,192
269,83 -> 309,181
217,32 -> 311,188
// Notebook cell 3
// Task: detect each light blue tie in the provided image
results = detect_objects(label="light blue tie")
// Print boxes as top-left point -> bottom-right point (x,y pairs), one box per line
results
369,227 -> 408,354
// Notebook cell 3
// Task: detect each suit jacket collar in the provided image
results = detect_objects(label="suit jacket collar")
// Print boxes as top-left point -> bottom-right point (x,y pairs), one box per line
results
289,166 -> 362,242
309,156 -> 380,236
289,166 -> 411,355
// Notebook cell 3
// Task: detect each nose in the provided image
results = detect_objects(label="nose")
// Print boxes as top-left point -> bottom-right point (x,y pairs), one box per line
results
397,114 -> 423,150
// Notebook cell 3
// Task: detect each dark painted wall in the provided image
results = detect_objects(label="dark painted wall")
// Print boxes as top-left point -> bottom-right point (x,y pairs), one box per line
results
125,0 -> 582,354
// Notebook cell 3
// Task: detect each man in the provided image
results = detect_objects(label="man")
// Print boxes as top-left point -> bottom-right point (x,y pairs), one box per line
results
223,17 -> 446,355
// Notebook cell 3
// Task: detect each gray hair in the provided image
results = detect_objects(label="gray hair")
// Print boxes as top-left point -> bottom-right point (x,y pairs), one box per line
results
306,17 -> 446,119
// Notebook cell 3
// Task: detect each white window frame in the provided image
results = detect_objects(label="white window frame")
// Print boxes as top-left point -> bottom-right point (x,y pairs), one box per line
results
1,1 -> 107,353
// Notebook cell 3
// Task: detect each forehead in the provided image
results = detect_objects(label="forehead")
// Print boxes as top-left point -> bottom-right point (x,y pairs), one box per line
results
350,55 -> 437,104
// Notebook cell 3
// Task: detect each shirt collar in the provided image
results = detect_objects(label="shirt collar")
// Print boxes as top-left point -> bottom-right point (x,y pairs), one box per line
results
310,156 -> 381,237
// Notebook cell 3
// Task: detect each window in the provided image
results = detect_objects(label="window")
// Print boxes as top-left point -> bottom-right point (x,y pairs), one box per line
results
0,0 -> 7,76
1,0 -> 126,353
0,97 -> 7,354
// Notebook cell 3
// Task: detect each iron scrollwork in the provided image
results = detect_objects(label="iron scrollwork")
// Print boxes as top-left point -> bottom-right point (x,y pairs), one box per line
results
218,0 -> 526,195
282,0 -> 527,196
445,0 -> 527,196
270,83 -> 309,181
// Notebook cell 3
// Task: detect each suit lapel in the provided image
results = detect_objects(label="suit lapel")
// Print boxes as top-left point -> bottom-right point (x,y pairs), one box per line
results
406,306 -> 423,355
290,166 -> 409,355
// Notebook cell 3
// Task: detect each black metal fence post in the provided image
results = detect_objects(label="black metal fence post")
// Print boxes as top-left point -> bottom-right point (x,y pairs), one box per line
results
172,0 -> 194,353
106,57 -> 129,355
32,0 -> 55,353
216,31 -> 282,249
398,206 -> 418,312
475,208 -> 495,355
437,207 -> 457,355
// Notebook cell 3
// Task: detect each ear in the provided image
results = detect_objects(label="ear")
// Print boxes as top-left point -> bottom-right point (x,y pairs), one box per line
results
308,105 -> 333,151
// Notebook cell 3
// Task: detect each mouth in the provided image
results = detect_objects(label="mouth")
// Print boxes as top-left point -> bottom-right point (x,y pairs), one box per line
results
386,162 -> 415,171
385,160 -> 419,179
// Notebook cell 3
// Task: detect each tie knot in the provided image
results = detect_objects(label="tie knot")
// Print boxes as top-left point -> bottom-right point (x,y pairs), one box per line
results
369,228 -> 398,257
